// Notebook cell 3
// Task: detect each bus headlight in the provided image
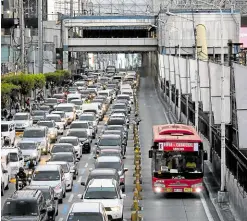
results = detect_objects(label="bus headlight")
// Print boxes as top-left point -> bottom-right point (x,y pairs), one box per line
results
154,187 -> 162,193
192,183 -> 203,192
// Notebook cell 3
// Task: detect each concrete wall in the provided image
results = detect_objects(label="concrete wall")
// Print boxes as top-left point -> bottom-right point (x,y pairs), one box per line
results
158,12 -> 241,55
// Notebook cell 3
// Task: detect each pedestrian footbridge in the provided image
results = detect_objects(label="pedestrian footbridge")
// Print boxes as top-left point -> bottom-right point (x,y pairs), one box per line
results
62,15 -> 157,69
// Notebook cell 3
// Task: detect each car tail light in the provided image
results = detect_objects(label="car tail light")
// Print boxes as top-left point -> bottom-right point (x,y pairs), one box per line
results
54,183 -> 61,191
120,177 -> 124,183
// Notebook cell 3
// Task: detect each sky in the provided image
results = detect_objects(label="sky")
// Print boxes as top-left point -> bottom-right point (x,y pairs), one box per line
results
240,27 -> 247,47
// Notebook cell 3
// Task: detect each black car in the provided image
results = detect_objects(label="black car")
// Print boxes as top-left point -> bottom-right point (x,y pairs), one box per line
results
66,129 -> 91,153
1,190 -> 48,221
32,110 -> 46,124
81,168 -> 120,187
23,185 -> 58,221
96,134 -> 125,155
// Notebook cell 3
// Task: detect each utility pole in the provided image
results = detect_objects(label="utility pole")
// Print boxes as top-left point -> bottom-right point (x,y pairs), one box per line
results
38,0 -> 43,73
19,0 -> 25,72
70,0 -> 73,16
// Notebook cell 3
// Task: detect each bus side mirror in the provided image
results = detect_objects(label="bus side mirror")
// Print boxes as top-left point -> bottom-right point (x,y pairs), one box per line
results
149,150 -> 153,158
203,151 -> 208,161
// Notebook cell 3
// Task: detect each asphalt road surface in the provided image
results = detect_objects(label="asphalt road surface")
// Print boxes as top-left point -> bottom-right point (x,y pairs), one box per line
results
1,73 -> 221,221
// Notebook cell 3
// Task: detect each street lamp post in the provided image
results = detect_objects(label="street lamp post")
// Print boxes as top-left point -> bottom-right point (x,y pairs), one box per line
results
166,11 -> 199,130
196,0 -> 227,201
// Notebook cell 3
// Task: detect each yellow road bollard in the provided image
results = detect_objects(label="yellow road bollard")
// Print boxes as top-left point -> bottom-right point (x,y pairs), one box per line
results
131,210 -> 142,221
135,180 -> 143,192
133,187 -> 143,200
131,199 -> 140,211
134,173 -> 143,184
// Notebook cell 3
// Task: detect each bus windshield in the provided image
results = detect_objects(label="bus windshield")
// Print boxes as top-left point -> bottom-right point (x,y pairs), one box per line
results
153,151 -> 203,174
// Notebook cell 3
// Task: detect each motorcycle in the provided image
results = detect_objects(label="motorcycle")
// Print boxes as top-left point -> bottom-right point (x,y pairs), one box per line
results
16,177 -> 27,190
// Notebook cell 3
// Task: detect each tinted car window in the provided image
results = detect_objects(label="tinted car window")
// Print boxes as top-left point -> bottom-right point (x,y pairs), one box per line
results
14,115 -> 29,120
107,119 -> 125,125
99,138 -> 121,146
84,187 -> 117,199
56,106 -> 73,112
19,143 -> 37,150
2,200 -> 38,216
32,111 -> 45,116
59,138 -> 78,146
67,130 -> 88,138
95,161 -> 121,170
37,122 -> 54,128
79,115 -> 95,121
33,171 -> 60,181
1,124 -> 8,132
51,145 -> 73,153
23,129 -> 45,138
50,154 -> 74,162
70,123 -> 88,129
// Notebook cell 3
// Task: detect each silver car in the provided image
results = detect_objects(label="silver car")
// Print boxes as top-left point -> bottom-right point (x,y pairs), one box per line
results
14,113 -> 33,132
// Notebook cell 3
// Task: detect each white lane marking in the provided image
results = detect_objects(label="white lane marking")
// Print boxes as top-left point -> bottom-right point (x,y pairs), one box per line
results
68,193 -> 74,203
58,218 -> 63,221
77,176 -> 82,183
200,193 -> 215,221
85,163 -> 88,168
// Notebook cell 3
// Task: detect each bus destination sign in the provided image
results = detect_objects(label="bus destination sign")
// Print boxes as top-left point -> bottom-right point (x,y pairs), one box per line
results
158,142 -> 198,152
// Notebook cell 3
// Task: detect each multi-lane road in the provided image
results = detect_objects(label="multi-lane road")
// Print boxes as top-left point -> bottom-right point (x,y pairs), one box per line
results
1,72 -> 222,221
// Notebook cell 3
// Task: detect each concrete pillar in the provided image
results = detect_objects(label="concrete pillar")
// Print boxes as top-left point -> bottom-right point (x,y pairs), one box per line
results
63,23 -> 69,70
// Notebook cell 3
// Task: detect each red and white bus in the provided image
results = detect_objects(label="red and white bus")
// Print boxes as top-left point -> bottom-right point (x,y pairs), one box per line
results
149,124 -> 207,194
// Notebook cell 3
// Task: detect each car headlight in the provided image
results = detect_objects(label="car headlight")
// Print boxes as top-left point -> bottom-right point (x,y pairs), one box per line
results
32,152 -> 37,157
111,206 -> 120,211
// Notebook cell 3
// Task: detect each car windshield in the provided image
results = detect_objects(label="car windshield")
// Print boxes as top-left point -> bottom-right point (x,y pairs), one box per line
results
1,124 -> 8,132
59,139 -> 78,146
71,100 -> 82,105
46,116 -> 61,122
39,106 -> 50,111
41,190 -> 51,200
119,95 -> 130,99
122,92 -> 132,95
14,115 -> 28,120
9,153 -> 18,162
32,111 -> 45,116
107,126 -> 123,131
2,201 -> 38,216
50,154 -> 74,162
83,109 -> 97,114
45,99 -> 57,104
56,106 -> 73,112
113,105 -> 126,109
98,92 -> 108,96
100,152 -> 121,157
68,212 -> 103,221
51,145 -> 73,153
67,130 -> 88,138
23,129 -> 45,138
33,171 -> 60,181
52,112 -> 65,118
19,143 -> 36,150
99,138 -> 120,146
37,122 -> 53,128
79,115 -> 95,121
70,123 -> 88,129
96,162 -> 121,170
84,187 -> 118,199
108,119 -> 125,125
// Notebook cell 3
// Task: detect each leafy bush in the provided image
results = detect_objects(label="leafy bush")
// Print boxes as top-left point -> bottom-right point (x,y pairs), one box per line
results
32,73 -> 46,89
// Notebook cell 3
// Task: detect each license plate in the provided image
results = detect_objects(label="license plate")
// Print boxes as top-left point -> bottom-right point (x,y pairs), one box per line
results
184,188 -> 192,192
174,189 -> 183,192
16,132 -> 23,136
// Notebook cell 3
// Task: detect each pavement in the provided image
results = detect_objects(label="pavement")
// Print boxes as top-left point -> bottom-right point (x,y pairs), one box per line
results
1,72 -> 237,221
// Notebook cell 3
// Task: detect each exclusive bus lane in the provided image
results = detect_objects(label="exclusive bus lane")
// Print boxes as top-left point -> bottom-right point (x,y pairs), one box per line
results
138,74 -> 217,221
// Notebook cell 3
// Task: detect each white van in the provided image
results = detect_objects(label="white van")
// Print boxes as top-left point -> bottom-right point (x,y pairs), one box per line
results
1,147 -> 24,179
1,121 -> 15,146
82,103 -> 103,120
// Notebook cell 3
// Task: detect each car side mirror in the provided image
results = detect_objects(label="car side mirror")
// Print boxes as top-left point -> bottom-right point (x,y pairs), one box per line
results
76,159 -> 79,162
70,169 -> 75,173
95,141 -> 98,145
149,150 -> 153,158
81,182 -> 85,186
124,168 -> 128,172
54,196 -> 58,200
203,151 -> 208,161
123,156 -> 126,159
121,193 -> 126,199
78,194 -> 83,199
93,156 -> 97,159
19,157 -> 23,161
3,169 -> 8,173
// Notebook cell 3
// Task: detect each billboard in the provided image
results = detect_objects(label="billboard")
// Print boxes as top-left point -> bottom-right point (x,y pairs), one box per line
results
240,27 -> 247,47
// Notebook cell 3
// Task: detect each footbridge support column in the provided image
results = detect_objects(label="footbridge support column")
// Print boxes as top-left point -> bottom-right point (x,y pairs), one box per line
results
62,22 -> 69,70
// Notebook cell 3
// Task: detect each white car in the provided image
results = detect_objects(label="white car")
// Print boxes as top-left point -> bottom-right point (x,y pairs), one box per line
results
47,161 -> 73,191
69,121 -> 93,138
82,179 -> 126,221
1,121 -> 15,146
1,163 -> 9,196
45,114 -> 65,135
121,89 -> 134,104
55,103 -> 76,124
110,113 -> 129,125
31,164 -> 66,204
37,120 -> 58,143
58,136 -> 83,158
13,112 -> 33,132
18,140 -> 41,163
66,202 -> 109,221
70,99 -> 83,116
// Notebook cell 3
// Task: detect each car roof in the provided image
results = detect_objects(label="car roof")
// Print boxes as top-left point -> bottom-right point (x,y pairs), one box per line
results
96,156 -> 121,162
70,202 -> 102,213
46,114 -> 61,118
15,113 -> 29,115
18,140 -> 38,144
101,134 -> 121,139
68,128 -> 88,132
53,143 -> 73,147
52,111 -> 65,113
24,185 -> 51,191
38,120 -> 54,123
90,168 -> 117,175
51,152 -> 73,156
60,136 -> 78,140
88,179 -> 117,187
104,130 -> 122,133
80,113 -> 95,116
47,161 -> 68,166
9,190 -> 42,200
100,149 -> 121,152
35,164 -> 61,171
24,126 -> 46,131
1,121 -> 15,125
71,121 -> 88,124
57,103 -> 75,107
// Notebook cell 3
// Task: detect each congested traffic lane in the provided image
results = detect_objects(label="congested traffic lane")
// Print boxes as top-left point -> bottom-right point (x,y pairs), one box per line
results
138,72 -> 220,221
